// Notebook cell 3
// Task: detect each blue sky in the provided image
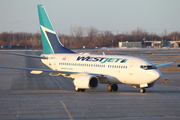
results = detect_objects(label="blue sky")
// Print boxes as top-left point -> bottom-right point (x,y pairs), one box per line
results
0,0 -> 180,35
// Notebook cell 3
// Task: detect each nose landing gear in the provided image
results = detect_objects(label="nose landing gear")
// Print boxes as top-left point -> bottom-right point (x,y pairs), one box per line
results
140,88 -> 146,93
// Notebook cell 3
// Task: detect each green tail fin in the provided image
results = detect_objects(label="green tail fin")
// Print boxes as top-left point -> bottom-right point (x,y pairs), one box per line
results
37,5 -> 74,54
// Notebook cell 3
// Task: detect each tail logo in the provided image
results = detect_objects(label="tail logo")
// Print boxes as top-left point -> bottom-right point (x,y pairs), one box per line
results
38,5 -> 74,54
40,25 -> 55,53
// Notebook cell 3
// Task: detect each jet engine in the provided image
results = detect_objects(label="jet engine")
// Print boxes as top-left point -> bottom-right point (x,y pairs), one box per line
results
73,75 -> 99,89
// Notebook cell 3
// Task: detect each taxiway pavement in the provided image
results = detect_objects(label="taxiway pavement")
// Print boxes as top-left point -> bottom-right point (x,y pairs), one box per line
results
0,49 -> 180,120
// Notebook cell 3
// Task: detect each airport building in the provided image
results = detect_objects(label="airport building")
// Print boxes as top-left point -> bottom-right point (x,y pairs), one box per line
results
119,42 -> 142,48
119,41 -> 180,48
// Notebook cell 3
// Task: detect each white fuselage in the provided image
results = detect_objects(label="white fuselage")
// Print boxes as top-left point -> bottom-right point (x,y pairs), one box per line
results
41,53 -> 161,85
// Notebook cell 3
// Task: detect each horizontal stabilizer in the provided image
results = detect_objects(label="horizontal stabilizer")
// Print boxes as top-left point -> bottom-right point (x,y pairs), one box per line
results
156,62 -> 174,68
0,52 -> 48,59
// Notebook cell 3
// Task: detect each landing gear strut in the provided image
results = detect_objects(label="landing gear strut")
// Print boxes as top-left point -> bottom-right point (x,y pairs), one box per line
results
107,84 -> 118,92
140,88 -> 146,93
75,87 -> 79,92
75,87 -> 85,92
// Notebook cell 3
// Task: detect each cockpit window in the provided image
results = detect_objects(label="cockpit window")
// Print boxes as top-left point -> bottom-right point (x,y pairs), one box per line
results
140,65 -> 157,70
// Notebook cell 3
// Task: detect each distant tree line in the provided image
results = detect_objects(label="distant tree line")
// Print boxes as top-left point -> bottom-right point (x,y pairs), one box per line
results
0,31 -> 42,49
0,27 -> 180,49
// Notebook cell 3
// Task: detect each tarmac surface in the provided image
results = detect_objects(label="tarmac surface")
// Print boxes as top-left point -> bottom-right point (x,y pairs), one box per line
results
0,49 -> 180,120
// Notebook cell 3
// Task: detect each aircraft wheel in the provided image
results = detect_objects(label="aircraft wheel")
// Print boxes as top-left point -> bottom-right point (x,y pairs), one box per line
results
112,84 -> 118,91
107,84 -> 112,91
80,89 -> 85,92
140,88 -> 146,93
75,87 -> 80,92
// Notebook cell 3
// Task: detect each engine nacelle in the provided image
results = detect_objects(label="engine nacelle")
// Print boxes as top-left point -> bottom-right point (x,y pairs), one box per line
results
73,75 -> 99,89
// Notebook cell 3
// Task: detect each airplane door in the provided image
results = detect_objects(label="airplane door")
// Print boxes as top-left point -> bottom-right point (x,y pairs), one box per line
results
129,62 -> 135,75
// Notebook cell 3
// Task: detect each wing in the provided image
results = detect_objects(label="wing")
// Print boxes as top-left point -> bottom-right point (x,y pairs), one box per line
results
0,52 -> 107,81
0,65 -> 108,83
0,66 -> 78,74
0,52 -> 48,59
0,65 -> 106,76
156,62 -> 175,68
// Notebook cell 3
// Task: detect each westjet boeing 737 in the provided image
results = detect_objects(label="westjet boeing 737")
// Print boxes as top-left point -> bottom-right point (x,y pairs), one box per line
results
0,5 -> 174,93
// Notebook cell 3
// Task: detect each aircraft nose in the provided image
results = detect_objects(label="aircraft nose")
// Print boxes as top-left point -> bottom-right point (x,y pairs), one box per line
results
155,70 -> 161,80
148,70 -> 161,82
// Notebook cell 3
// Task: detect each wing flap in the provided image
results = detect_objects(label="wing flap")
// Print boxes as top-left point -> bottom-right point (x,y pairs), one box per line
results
30,70 -> 43,74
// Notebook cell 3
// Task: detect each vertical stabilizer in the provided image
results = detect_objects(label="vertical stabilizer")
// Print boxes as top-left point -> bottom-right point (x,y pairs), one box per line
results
37,5 -> 74,54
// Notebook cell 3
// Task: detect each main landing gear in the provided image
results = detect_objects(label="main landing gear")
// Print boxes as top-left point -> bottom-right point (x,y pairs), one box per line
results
75,87 -> 85,92
107,84 -> 118,92
140,88 -> 146,93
